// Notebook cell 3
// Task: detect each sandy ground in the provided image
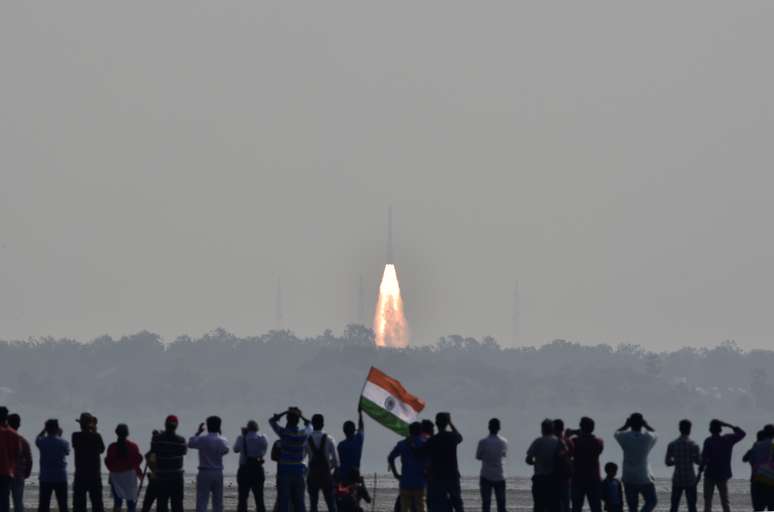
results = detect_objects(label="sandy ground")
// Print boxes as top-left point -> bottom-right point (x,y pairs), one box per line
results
17,476 -> 753,512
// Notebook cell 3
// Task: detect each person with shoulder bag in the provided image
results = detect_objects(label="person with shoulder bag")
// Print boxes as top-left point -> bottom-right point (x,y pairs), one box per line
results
234,421 -> 268,512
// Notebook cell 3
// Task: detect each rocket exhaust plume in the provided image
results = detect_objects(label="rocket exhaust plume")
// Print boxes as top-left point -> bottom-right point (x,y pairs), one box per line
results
374,264 -> 409,348
374,207 -> 409,348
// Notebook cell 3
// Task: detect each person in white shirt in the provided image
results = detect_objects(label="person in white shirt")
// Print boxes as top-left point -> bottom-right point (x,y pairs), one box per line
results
188,416 -> 230,512
305,414 -> 339,512
476,418 -> 508,512
614,413 -> 658,512
233,420 -> 268,512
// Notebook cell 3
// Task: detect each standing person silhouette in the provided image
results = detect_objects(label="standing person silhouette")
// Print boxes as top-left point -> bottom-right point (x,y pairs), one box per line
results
476,418 -> 507,512
567,417 -> 603,512
36,419 -> 70,512
105,424 -> 143,512
337,408 -> 364,484
270,407 -> 312,512
6,414 -> 31,512
389,422 -> 427,512
526,418 -> 561,512
72,413 -> 105,512
423,413 -> 464,512
148,415 -> 187,512
234,420 -> 268,512
188,416 -> 229,512
699,419 -> 745,512
306,415 -> 339,512
743,424 -> 774,511
0,407 -> 21,512
665,420 -> 700,512
553,420 -> 573,512
614,413 -> 657,512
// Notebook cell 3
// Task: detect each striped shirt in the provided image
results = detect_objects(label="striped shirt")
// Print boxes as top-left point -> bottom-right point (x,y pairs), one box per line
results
269,418 -> 311,475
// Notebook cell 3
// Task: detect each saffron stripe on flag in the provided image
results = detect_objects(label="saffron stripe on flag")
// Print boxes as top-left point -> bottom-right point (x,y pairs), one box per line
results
366,367 -> 425,412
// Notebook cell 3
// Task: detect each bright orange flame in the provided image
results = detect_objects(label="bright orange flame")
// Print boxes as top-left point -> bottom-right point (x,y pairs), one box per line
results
373,264 -> 409,348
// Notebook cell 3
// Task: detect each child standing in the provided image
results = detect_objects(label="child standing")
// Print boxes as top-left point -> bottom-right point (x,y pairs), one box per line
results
602,462 -> 624,512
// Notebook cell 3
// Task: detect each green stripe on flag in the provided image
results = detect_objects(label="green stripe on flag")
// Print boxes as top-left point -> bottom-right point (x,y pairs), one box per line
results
359,397 -> 409,436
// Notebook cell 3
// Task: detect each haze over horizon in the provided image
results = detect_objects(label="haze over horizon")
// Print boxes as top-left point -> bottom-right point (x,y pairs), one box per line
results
2,2 -> 773,350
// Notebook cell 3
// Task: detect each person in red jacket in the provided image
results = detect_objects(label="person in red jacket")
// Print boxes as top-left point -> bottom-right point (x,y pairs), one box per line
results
0,407 -> 21,512
105,425 -> 143,512
7,414 -> 31,512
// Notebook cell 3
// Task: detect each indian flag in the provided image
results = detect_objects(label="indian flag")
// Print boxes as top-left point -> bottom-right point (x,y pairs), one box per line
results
359,367 -> 425,436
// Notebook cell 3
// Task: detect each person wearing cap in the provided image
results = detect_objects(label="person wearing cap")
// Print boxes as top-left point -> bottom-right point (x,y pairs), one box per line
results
149,415 -> 187,512
233,420 -> 268,512
6,414 -> 31,512
36,419 -> 70,512
0,407 -> 22,512
72,412 -> 106,512
188,416 -> 229,512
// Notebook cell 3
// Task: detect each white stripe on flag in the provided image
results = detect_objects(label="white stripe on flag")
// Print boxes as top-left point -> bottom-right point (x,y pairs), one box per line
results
362,381 -> 418,424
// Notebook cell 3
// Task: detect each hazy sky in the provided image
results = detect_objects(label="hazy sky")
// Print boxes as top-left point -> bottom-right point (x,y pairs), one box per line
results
2,2 -> 773,350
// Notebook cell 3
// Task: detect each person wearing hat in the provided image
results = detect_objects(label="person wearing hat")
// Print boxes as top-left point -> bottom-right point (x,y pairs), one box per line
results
36,419 -> 70,512
148,415 -> 187,512
0,407 -> 22,512
72,412 -> 106,512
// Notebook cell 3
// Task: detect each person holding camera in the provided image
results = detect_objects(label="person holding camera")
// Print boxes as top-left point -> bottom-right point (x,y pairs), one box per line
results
188,416 -> 229,512
421,412 -> 464,512
72,412 -> 105,512
233,421 -> 268,512
36,419 -> 70,512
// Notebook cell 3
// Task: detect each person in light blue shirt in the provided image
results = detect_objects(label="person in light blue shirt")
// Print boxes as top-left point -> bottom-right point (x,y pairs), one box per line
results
188,416 -> 229,512
35,419 -> 70,512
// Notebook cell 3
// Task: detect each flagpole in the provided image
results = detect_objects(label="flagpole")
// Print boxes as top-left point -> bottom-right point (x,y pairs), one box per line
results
370,472 -> 378,512
357,366 -> 373,411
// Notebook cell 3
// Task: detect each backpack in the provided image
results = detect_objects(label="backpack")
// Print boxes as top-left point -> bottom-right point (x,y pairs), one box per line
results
308,434 -> 333,486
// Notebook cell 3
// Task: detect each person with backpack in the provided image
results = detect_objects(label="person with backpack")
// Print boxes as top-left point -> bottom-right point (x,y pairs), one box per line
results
105,424 -> 143,512
233,420 -> 268,512
614,413 -> 657,512
306,414 -> 339,512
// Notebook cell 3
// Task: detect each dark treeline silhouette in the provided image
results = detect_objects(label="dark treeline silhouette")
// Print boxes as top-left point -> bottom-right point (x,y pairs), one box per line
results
2,328 -> 774,475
